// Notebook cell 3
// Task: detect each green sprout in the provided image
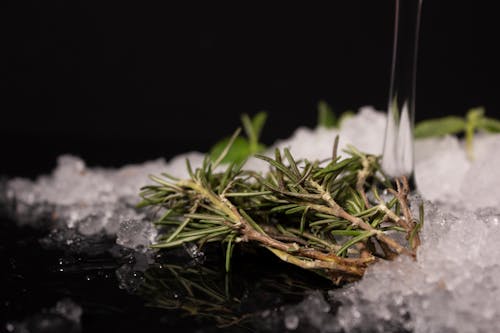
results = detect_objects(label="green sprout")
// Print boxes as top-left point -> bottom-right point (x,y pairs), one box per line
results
317,100 -> 354,129
209,112 -> 267,165
415,106 -> 500,159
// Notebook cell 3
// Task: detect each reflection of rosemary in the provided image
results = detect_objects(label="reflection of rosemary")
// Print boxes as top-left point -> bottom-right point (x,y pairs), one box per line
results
141,264 -> 245,327
140,262 -> 319,329
139,131 -> 423,284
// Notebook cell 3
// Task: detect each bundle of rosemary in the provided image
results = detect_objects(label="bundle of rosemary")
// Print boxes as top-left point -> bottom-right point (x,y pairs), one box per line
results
138,127 -> 423,285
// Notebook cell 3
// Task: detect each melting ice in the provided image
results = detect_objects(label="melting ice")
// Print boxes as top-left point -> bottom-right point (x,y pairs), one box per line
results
3,107 -> 500,332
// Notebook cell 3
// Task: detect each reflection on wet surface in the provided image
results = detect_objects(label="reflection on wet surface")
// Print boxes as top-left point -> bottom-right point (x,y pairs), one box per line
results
0,216 -> 333,332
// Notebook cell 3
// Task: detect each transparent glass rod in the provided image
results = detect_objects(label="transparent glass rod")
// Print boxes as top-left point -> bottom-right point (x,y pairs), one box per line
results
382,0 -> 423,182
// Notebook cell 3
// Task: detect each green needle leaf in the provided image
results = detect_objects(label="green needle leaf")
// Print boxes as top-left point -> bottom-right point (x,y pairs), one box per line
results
270,204 -> 299,213
300,206 -> 310,234
255,153 -> 299,183
225,234 -> 236,272
330,230 -> 364,237
212,128 -> 242,169
336,230 -> 375,256
284,148 -> 301,178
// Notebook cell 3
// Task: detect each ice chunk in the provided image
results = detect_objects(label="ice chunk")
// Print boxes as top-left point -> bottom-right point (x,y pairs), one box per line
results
268,106 -> 385,164
272,126 -> 339,162
339,106 -> 386,156
413,133 -> 500,210
414,136 -> 470,202
182,242 -> 206,264
116,217 -> 157,252
3,152 -> 200,249
460,134 -> 500,209
321,202 -> 500,333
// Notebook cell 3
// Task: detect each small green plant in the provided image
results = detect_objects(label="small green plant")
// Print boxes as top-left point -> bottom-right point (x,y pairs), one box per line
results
209,112 -> 267,165
139,130 -> 422,285
415,107 -> 500,159
319,103 -> 500,160
317,100 -> 354,129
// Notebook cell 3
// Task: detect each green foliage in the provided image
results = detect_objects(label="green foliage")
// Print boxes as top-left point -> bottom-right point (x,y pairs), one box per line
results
413,106 -> 500,138
209,137 -> 261,166
479,117 -> 500,133
414,106 -> 500,159
140,131 -> 422,284
317,100 -> 337,128
414,116 -> 466,138
242,112 -> 267,151
317,100 -> 354,129
209,112 -> 267,165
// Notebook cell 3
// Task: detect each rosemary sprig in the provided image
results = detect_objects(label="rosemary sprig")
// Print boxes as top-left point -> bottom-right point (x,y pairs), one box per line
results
139,131 -> 423,284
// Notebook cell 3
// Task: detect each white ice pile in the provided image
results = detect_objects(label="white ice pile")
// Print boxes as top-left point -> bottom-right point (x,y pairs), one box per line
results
277,203 -> 500,333
4,107 -> 500,332
248,106 -> 500,208
5,152 -> 205,251
255,107 -> 500,333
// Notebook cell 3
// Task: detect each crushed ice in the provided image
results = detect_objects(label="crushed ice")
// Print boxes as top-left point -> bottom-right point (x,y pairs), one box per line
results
4,152 -> 205,251
3,107 -> 500,332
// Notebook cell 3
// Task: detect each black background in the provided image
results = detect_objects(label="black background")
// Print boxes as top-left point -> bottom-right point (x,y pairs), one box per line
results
1,1 -> 499,177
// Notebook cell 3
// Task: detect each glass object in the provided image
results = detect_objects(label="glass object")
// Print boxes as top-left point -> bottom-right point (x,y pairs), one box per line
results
382,0 -> 423,184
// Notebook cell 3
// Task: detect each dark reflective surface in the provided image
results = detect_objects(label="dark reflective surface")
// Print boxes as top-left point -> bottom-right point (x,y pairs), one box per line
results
0,213 -> 334,332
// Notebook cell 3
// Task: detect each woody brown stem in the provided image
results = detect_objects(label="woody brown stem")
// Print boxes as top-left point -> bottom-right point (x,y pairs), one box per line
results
356,156 -> 374,208
308,180 -> 415,257
388,176 -> 421,250
184,178 -> 370,277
